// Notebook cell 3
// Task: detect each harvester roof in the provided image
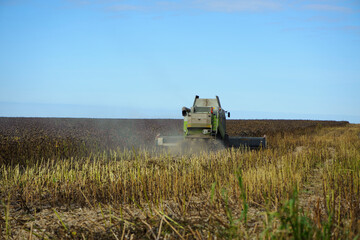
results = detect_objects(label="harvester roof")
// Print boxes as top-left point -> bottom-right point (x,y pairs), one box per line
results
193,96 -> 221,108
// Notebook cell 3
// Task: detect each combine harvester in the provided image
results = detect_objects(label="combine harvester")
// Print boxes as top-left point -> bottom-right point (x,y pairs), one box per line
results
156,95 -> 266,149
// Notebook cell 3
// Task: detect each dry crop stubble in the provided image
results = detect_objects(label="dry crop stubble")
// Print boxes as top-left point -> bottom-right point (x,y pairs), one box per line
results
0,119 -> 358,239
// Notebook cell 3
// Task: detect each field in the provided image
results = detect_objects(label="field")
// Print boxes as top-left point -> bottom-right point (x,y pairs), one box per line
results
0,117 -> 359,239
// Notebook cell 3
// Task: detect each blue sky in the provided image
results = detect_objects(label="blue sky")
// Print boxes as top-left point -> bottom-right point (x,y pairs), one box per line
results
0,0 -> 359,122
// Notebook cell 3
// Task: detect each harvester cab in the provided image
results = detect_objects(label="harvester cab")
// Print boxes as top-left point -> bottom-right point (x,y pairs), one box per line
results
156,95 -> 266,149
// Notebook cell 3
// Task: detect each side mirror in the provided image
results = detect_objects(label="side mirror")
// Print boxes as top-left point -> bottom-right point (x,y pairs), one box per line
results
182,107 -> 190,117
228,112 -> 230,118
